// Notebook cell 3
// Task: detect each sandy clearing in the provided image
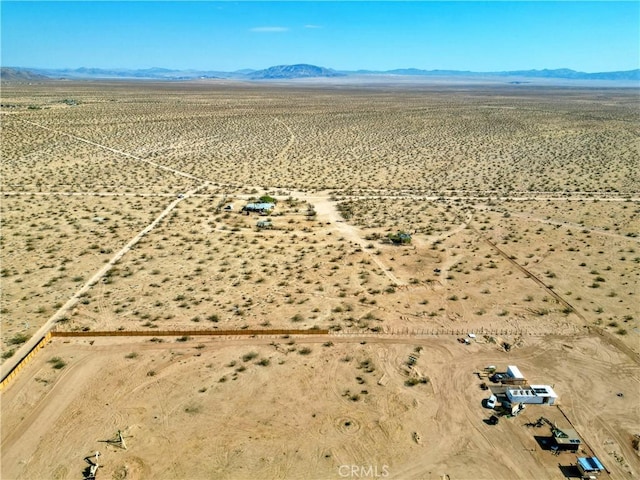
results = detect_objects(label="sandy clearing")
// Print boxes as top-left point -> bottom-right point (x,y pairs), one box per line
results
290,191 -> 405,285
2,334 -> 638,480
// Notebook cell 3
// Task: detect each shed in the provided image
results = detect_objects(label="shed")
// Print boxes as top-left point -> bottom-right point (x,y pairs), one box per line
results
577,457 -> 604,476
552,427 -> 582,451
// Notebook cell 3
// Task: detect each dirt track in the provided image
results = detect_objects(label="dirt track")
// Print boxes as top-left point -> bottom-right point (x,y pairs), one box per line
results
0,183 -> 209,381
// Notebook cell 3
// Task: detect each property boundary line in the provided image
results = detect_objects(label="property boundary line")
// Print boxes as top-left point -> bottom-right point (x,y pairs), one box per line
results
0,329 -> 328,390
331,326 -> 583,337
49,329 -> 329,338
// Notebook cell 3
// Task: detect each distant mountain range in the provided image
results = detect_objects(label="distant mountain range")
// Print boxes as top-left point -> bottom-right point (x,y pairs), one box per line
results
0,67 -> 51,82
2,64 -> 639,82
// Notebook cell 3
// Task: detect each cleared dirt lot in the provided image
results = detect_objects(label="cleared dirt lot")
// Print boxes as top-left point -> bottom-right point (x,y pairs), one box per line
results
2,334 -> 639,480
1,80 -> 639,479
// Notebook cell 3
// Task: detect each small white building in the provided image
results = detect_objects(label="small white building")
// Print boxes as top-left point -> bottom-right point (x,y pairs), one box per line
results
506,385 -> 557,405
507,365 -> 524,380
501,365 -> 527,385
577,457 -> 604,477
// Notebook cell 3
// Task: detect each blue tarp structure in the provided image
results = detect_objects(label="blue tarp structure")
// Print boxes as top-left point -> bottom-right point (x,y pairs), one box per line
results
577,457 -> 604,472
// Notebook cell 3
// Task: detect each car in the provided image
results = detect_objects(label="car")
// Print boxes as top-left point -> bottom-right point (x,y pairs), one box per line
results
486,394 -> 497,409
488,415 -> 499,425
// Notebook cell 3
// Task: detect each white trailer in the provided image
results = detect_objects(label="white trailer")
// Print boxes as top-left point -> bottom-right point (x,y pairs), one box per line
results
506,385 -> 557,405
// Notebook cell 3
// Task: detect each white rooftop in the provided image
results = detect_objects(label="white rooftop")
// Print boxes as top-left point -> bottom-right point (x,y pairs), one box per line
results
530,385 -> 558,398
507,365 -> 524,379
507,385 -> 557,399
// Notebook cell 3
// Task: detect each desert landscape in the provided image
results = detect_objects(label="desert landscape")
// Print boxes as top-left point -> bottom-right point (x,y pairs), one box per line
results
1,80 -> 639,480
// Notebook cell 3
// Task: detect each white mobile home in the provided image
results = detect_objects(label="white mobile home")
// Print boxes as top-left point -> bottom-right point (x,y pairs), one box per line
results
505,385 -> 557,405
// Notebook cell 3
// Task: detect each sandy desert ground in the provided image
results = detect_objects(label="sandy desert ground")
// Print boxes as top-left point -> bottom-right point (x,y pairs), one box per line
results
2,334 -> 639,480
1,80 -> 639,479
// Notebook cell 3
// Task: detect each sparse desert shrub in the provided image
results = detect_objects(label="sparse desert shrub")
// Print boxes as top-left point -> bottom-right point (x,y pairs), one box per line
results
2,348 -> 15,359
405,377 -> 429,387
9,333 -> 29,345
48,357 -> 66,369
184,402 -> 202,414
242,351 -> 258,362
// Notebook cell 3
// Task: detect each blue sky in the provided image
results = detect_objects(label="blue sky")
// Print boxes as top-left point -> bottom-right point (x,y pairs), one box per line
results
1,1 -> 638,72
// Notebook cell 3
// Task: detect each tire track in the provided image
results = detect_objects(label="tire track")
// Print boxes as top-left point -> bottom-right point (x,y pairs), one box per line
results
293,191 -> 404,286
273,117 -> 296,164
18,119 -> 207,183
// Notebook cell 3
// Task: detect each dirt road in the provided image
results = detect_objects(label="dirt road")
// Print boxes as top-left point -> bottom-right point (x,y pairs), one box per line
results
0,183 -> 209,382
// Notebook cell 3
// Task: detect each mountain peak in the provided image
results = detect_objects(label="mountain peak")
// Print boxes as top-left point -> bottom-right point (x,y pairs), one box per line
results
247,64 -> 344,80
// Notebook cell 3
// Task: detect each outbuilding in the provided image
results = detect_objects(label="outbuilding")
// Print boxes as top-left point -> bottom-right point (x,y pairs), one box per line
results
577,457 -> 605,477
503,365 -> 527,385
551,427 -> 582,452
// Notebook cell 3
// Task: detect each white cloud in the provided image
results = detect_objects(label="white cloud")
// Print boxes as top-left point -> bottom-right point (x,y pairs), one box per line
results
304,24 -> 322,29
250,26 -> 289,33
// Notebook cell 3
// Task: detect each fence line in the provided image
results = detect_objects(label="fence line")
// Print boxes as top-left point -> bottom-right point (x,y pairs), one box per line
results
50,328 -> 329,338
0,329 -> 328,389
1,325 -> 585,389
330,326 -> 582,337
0,332 -> 51,390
